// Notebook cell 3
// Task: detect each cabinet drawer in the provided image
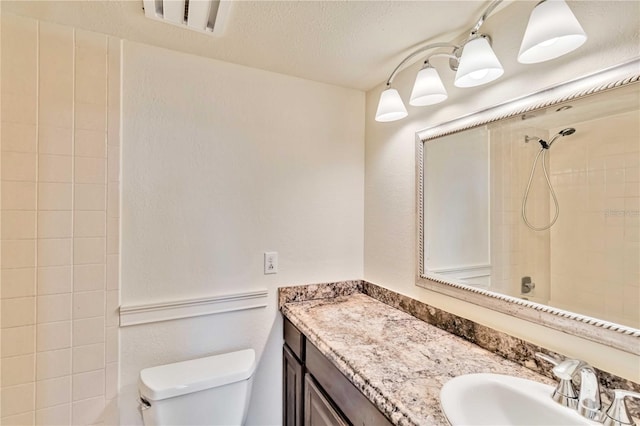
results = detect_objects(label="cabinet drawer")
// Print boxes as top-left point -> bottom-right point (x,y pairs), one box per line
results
306,342 -> 392,426
284,317 -> 305,360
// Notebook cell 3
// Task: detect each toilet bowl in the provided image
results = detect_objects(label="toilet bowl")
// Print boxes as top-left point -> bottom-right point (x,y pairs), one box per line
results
138,348 -> 256,425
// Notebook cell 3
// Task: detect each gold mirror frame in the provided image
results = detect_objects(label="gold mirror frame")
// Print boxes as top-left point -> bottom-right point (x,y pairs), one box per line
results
416,59 -> 640,355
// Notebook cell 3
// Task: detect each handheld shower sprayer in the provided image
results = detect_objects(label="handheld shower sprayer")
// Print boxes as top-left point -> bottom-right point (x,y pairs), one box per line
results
548,127 -> 576,148
522,128 -> 577,231
524,128 -> 576,150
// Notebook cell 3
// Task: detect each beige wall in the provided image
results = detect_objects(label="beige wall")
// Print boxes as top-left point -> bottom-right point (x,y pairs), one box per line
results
485,107 -> 640,327
364,0 -> 640,381
489,124 -> 551,302
549,110 -> 640,328
0,13 -> 120,425
119,41 -> 364,425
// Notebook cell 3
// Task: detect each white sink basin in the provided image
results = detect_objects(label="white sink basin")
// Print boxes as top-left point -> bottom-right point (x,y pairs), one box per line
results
440,373 -> 600,425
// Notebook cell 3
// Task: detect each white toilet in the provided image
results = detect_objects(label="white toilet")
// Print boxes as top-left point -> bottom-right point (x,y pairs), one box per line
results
138,348 -> 256,425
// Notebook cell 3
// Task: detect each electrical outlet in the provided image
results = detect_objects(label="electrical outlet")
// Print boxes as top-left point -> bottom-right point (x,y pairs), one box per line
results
264,252 -> 278,274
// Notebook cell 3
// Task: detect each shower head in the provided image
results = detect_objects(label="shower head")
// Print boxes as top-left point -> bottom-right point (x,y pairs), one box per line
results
548,127 -> 577,147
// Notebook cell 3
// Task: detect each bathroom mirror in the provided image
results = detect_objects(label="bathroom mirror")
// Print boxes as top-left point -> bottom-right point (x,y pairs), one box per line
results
416,59 -> 640,355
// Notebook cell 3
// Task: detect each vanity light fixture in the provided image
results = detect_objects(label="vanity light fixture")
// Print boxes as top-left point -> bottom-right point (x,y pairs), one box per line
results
375,88 -> 408,122
375,0 -> 587,123
454,35 -> 504,88
518,0 -> 587,64
410,65 -> 448,106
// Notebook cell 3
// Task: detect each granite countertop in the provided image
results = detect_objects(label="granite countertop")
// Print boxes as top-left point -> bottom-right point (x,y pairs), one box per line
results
281,292 -> 555,426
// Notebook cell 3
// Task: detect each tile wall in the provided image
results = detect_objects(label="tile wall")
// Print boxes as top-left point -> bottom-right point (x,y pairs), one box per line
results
489,125 -> 551,302
489,108 -> 639,328
549,110 -> 640,328
0,14 -> 120,425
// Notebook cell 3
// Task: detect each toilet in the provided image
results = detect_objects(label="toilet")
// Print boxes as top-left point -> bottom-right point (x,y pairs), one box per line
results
138,348 -> 256,425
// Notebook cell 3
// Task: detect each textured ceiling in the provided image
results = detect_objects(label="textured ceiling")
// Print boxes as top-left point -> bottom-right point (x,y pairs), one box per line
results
1,1 -> 514,91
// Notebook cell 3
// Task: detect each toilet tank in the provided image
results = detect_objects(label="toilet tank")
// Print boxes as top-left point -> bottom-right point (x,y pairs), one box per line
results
138,349 -> 256,426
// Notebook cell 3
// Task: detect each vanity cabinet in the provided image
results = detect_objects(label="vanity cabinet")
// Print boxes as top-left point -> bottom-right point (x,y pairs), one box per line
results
283,345 -> 304,426
304,374 -> 349,426
283,317 -> 393,426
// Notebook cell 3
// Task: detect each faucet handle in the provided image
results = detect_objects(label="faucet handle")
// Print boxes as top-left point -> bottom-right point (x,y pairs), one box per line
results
535,352 -> 561,366
534,352 -> 583,379
534,352 -> 579,408
603,389 -> 640,426
551,358 -> 584,380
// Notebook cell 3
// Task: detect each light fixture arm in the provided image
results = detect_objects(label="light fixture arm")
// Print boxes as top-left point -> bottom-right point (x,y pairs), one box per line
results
470,0 -> 503,36
385,42 -> 460,86
385,0 -> 504,86
423,52 -> 459,69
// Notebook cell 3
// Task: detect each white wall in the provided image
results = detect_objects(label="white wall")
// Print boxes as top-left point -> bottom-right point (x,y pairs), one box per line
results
424,128 -> 489,278
364,0 -> 640,381
120,41 -> 364,425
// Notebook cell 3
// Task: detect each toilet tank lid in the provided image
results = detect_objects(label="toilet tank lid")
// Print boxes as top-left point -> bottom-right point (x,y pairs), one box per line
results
138,348 -> 256,401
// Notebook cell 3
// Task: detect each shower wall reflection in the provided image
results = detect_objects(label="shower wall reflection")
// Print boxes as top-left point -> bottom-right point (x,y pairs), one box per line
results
489,124 -> 551,304
424,83 -> 640,329
548,110 -> 639,327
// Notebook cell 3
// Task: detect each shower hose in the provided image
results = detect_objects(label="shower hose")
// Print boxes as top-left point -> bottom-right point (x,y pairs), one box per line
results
521,147 -> 559,231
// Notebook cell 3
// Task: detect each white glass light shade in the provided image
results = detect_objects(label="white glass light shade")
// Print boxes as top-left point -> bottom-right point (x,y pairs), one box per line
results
375,88 -> 408,122
410,67 -> 448,106
518,0 -> 587,64
454,37 -> 504,88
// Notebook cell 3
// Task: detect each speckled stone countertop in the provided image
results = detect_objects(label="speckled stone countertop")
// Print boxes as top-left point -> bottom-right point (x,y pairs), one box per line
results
282,293 -> 555,426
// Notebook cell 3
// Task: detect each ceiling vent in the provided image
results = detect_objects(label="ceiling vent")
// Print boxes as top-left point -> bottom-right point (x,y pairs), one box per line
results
142,0 -> 231,36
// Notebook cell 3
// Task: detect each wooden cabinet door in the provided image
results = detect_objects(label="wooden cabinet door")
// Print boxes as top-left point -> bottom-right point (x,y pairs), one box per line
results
304,374 -> 349,426
283,345 -> 304,426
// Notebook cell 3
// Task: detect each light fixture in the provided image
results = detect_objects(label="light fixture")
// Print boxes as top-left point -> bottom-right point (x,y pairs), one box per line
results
454,36 -> 504,88
375,88 -> 408,122
410,64 -> 448,106
518,0 -> 587,64
375,0 -> 587,123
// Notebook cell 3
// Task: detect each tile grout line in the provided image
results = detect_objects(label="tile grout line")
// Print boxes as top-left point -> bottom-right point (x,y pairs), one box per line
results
70,26 -> 76,421
104,36 -> 110,406
115,36 -> 124,413
33,19 -> 40,419
0,5 -> 3,414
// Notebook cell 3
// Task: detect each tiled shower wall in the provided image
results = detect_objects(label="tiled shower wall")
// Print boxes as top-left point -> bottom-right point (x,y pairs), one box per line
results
489,109 -> 639,328
549,110 -> 640,328
489,125 -> 551,302
0,14 -> 120,425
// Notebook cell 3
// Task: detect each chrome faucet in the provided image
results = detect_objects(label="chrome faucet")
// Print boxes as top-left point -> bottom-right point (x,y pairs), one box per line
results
535,353 -> 602,420
536,353 -> 640,425
603,389 -> 640,426
535,352 -> 579,409
576,363 -> 602,421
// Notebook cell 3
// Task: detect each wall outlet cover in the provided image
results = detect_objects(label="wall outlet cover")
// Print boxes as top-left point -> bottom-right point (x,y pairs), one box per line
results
264,251 -> 278,274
